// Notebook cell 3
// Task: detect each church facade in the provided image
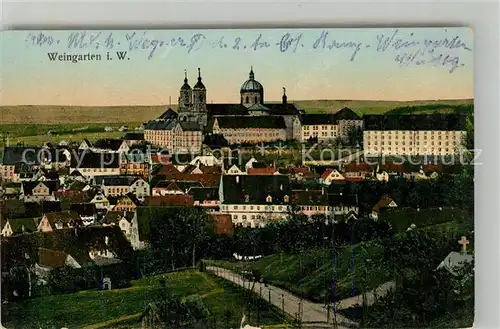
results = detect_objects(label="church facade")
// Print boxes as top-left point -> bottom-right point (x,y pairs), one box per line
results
144,67 -> 304,152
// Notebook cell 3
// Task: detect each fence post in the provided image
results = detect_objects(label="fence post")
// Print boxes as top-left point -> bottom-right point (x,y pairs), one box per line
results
268,290 -> 271,303
282,293 -> 285,315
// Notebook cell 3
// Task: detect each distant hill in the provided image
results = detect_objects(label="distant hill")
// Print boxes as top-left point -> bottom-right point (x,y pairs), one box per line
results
0,99 -> 473,124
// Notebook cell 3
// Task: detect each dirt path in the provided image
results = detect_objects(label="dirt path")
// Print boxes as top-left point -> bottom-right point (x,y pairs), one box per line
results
206,266 -> 359,329
81,312 -> 142,329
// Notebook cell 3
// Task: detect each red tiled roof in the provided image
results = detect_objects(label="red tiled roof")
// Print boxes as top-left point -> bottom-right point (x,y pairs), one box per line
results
373,196 -> 397,212
344,162 -> 374,173
247,167 -> 278,175
155,164 -> 179,175
423,163 -> 444,173
344,177 -> 365,182
144,195 -> 194,207
321,168 -> 334,181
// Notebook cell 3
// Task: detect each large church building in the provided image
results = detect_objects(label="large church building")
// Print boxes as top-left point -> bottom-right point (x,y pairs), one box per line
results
144,67 -> 304,152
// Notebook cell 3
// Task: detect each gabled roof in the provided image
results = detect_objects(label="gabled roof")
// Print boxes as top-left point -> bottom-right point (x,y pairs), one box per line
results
69,169 -> 85,177
69,203 -> 97,217
321,168 -> 342,181
1,146 -> 42,165
38,248 -> 73,269
334,107 -> 361,120
344,162 -> 374,173
116,193 -> 142,207
54,189 -> 94,204
158,108 -> 178,120
22,180 -> 59,195
102,211 -> 134,224
187,187 -> 219,201
221,174 -> 291,204
123,132 -> 145,140
144,195 -> 194,207
7,217 -> 39,234
95,175 -> 141,187
214,116 -> 287,129
70,150 -> 120,169
92,139 -> 126,151
206,103 -> 249,116
247,167 -> 279,175
292,189 -> 328,205
44,210 -> 82,228
373,196 -> 397,212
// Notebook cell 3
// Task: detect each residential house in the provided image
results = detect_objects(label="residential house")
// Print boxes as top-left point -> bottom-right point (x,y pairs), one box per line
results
123,132 -> 145,146
102,211 -> 134,239
35,247 -> 82,281
20,180 -> 58,203
70,150 -> 121,179
87,190 -> 110,209
120,151 -> 150,179
143,195 -> 194,207
292,189 -> 329,218
219,174 -> 292,227
95,175 -> 150,199
113,193 -> 141,212
371,196 -> 398,220
225,164 -> 245,175
70,203 -> 98,225
189,155 -> 223,167
188,187 -> 219,211
152,180 -> 201,196
247,167 -> 280,175
1,217 -> 39,237
327,193 -> 359,217
78,139 -> 92,150
244,157 -> 258,171
37,211 -> 83,232
320,168 -> 345,185
91,139 -> 130,154
342,162 -> 374,181
1,146 -> 41,183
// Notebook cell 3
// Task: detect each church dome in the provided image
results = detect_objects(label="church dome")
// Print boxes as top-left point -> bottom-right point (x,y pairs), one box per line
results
240,68 -> 263,92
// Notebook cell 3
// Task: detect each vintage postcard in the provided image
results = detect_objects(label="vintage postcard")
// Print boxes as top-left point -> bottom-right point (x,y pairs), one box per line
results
1,28 -> 474,329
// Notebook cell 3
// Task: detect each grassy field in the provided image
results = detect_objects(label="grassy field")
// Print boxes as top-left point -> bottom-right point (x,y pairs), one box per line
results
2,269 -> 286,329
0,123 -> 142,148
209,241 -> 390,303
0,99 -> 473,124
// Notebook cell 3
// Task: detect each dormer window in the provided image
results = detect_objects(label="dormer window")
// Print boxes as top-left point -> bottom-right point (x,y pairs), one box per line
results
266,195 -> 272,203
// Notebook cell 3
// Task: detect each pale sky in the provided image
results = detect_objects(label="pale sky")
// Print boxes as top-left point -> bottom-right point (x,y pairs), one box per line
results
1,27 -> 473,106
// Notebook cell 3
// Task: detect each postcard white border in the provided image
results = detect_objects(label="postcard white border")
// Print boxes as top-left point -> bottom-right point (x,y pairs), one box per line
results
1,1 -> 499,329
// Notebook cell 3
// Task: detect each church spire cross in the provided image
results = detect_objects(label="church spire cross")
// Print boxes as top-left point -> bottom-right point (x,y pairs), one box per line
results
184,69 -> 188,83
249,66 -> 254,80
198,67 -> 201,80
458,236 -> 469,253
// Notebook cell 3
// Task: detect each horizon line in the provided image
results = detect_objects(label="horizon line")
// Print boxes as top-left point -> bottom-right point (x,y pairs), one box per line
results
1,97 -> 474,107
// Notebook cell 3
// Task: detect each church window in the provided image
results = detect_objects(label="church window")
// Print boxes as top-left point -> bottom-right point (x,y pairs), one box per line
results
254,96 -> 258,103
199,95 -> 203,102
246,96 -> 249,103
